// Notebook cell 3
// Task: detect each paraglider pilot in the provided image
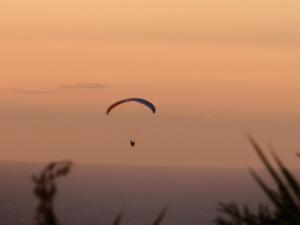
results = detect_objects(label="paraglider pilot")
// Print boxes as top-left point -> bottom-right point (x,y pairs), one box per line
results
130,139 -> 136,147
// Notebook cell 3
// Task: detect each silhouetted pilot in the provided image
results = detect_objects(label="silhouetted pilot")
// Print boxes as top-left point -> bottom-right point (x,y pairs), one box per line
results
130,139 -> 136,147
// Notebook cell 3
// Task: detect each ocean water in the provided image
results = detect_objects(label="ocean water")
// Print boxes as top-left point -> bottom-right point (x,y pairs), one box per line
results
0,162 -> 284,225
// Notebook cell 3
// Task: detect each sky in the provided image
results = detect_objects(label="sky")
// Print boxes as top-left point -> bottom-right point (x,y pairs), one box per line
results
0,0 -> 300,167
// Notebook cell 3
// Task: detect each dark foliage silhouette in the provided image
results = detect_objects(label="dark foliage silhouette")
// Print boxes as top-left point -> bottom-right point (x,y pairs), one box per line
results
151,206 -> 169,225
215,136 -> 300,225
32,161 -> 72,225
110,212 -> 123,225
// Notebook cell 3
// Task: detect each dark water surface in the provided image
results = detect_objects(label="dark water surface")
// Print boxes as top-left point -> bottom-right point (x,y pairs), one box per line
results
0,161 -> 287,225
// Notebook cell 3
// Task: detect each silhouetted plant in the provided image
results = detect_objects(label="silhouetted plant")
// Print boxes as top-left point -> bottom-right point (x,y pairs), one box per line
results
32,161 -> 72,225
215,136 -> 300,225
151,206 -> 169,225
110,212 -> 123,225
109,207 -> 169,225
215,203 -> 278,225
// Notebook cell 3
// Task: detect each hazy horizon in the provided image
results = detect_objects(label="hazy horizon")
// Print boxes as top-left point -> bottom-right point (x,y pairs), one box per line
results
0,109 -> 299,168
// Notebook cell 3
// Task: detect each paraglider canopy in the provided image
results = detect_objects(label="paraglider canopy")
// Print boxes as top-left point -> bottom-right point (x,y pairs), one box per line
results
106,98 -> 156,115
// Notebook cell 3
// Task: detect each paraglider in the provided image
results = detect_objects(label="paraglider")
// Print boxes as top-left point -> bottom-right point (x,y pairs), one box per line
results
106,98 -> 156,115
106,98 -> 156,147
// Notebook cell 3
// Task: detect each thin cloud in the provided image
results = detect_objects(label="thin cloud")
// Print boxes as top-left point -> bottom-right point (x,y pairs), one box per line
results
4,82 -> 109,95
8,88 -> 58,94
60,83 -> 109,90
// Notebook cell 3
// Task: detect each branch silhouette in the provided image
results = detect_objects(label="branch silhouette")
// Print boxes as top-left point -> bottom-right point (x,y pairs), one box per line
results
32,161 -> 72,225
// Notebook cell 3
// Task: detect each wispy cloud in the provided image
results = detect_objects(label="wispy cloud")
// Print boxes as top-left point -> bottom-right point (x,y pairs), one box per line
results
5,83 -> 109,95
60,83 -> 109,90
8,88 -> 58,94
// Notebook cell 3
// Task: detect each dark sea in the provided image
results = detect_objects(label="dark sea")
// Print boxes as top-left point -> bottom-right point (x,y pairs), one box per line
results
0,161 -> 286,225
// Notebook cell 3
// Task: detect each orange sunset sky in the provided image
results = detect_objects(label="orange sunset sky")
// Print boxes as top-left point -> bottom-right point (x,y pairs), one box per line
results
0,0 -> 300,167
